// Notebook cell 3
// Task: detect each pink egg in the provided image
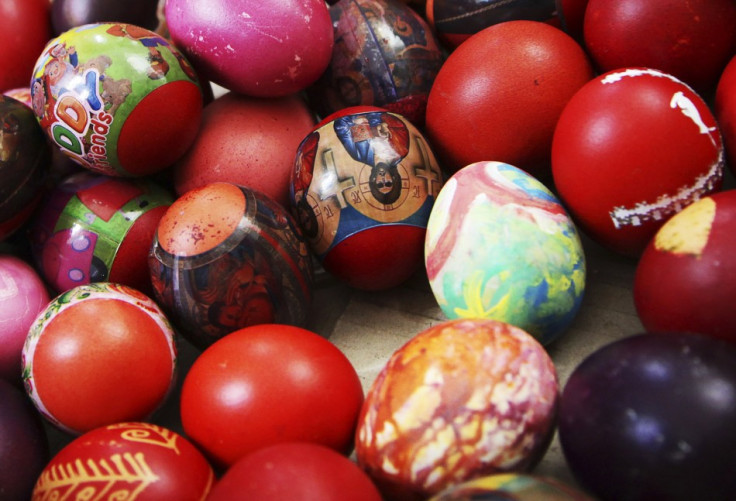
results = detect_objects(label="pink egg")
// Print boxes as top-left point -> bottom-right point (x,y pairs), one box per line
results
0,255 -> 50,386
166,0 -> 334,97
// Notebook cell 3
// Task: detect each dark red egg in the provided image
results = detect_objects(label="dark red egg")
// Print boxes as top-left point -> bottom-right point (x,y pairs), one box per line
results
0,378 -> 50,501
0,95 -> 51,241
715,55 -> 736,172
30,171 -> 173,295
149,182 -> 313,349
634,190 -> 736,342
555,0 -> 588,41
583,0 -> 736,93
426,0 -> 558,50
291,106 -> 442,290
0,255 -> 50,386
425,20 -> 594,178
180,324 -> 364,468
307,0 -> 444,126
31,23 -> 203,177
51,0 -> 162,35
32,422 -> 214,500
166,0 -> 333,97
173,91 -> 317,208
207,442 -> 382,501
552,67 -> 724,257
22,283 -> 177,435
559,332 -> 736,501
0,0 -> 52,92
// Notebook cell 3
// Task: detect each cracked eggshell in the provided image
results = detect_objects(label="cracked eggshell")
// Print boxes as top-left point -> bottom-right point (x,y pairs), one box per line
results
551,67 -> 724,257
166,0 -> 333,97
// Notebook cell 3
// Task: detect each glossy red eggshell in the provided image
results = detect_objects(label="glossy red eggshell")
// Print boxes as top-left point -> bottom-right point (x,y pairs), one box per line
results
425,20 -> 593,177
584,0 -> 736,93
173,92 -> 316,208
0,0 -> 51,92
180,324 -> 364,468
207,442 -> 382,501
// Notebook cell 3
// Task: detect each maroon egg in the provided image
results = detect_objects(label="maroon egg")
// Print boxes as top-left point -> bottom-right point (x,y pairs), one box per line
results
715,55 -> 736,172
0,378 -> 50,501
634,190 -> 736,342
166,0 -> 333,97
51,0 -> 162,35
583,0 -> 736,93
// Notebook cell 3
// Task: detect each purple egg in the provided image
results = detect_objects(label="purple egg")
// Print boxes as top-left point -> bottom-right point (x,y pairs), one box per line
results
0,378 -> 50,501
559,332 -> 736,501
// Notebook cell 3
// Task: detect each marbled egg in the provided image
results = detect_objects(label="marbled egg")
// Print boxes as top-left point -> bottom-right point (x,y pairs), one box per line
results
424,161 -> 585,345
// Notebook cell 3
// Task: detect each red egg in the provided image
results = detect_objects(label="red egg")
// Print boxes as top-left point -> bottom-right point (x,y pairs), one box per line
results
173,92 -> 316,208
166,0 -> 333,97
355,319 -> 559,501
291,106 -> 443,290
0,255 -> 50,386
207,442 -> 382,501
634,190 -> 736,342
584,0 -> 736,93
552,67 -> 724,257
180,324 -> 364,468
425,20 -> 594,178
22,283 -> 177,434
715,55 -> 736,171
556,0 -> 588,41
32,422 -> 214,500
0,0 -> 51,92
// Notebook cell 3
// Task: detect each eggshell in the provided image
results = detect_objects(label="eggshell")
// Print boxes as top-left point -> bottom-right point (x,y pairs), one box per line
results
715,55 -> 736,171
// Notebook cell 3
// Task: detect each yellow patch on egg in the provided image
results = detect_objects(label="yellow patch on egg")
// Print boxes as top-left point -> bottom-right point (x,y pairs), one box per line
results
654,197 -> 715,256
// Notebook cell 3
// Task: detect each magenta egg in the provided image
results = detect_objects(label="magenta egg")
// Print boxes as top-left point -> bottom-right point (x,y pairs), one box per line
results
166,0 -> 333,97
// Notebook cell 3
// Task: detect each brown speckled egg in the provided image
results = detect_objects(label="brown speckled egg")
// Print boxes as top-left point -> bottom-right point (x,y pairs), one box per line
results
355,318 -> 559,501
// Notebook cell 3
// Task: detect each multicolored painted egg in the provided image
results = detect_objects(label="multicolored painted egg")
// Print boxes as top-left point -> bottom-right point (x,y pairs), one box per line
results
0,95 -> 51,240
425,161 -> 585,346
426,0 -> 559,50
291,107 -> 443,290
634,190 -> 736,343
30,171 -> 173,295
22,282 -> 177,435
0,255 -> 50,386
428,473 -> 592,501
355,318 -> 559,501
148,182 -> 313,349
306,0 -> 444,126
552,67 -> 724,257
32,422 -> 214,501
30,22 -> 203,177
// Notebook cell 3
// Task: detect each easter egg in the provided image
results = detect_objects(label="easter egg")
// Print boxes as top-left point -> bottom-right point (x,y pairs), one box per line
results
556,0 -> 588,41
356,318 -> 559,500
0,95 -> 51,240
32,422 -> 214,500
558,332 -> 736,501
426,0 -> 559,50
0,379 -> 50,501
425,161 -> 585,345
31,22 -> 203,177
22,282 -> 177,434
552,67 -> 724,257
2,88 -> 33,108
0,0 -> 52,92
51,0 -> 162,35
715,55 -> 736,170
173,91 -> 317,208
307,0 -> 444,126
30,171 -> 173,295
180,324 -> 364,468
634,190 -> 736,342
149,182 -> 313,349
583,0 -> 736,93
425,20 -> 594,178
291,107 -> 442,290
166,0 -> 333,97
0,255 -> 50,386
207,442 -> 382,501
428,473 -> 592,501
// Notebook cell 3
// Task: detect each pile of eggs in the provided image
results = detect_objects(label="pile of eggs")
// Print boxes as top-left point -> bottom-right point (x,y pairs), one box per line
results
1,0 -> 736,499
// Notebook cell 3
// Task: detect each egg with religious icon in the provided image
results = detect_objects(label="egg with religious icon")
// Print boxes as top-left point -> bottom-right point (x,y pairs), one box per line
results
291,106 -> 443,291
148,182 -> 314,349
424,161 -> 585,345
30,22 -> 202,177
